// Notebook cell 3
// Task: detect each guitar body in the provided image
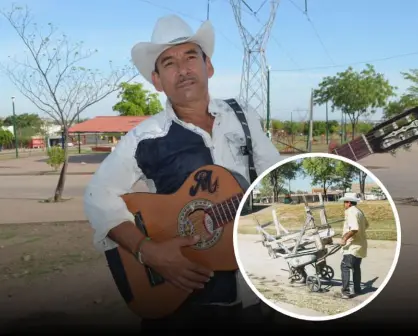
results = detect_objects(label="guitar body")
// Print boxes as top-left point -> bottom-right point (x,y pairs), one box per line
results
106,164 -> 247,320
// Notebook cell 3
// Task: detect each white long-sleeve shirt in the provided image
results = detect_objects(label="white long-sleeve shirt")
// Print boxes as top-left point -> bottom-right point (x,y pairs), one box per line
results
84,97 -> 282,307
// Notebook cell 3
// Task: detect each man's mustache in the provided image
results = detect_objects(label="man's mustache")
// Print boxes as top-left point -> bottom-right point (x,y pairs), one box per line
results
176,75 -> 196,86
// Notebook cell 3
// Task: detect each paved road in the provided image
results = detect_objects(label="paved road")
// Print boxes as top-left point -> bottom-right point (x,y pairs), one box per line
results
358,147 -> 418,199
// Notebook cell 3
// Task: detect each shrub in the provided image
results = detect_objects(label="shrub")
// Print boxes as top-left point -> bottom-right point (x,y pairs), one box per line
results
46,146 -> 65,171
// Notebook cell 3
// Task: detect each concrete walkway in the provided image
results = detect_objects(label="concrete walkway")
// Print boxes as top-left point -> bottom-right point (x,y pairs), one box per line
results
0,153 -> 107,176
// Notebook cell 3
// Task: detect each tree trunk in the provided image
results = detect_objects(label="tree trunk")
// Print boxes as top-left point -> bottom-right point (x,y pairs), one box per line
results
359,171 -> 367,200
351,121 -> 356,140
53,127 -> 69,202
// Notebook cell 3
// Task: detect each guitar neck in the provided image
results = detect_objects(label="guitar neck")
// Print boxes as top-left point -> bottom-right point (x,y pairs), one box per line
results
207,193 -> 243,229
331,134 -> 374,162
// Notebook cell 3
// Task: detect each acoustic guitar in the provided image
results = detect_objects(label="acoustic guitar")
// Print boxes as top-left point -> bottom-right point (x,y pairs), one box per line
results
105,164 -> 250,319
328,106 -> 418,161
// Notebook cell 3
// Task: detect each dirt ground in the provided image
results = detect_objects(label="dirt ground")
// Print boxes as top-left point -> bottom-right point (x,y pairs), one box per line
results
0,222 -> 143,333
236,233 -> 398,319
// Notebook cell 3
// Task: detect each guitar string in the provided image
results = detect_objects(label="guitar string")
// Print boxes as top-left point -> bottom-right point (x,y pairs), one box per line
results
187,195 -> 242,234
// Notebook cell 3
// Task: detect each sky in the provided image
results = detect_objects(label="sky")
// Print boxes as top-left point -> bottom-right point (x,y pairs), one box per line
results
1,0 -> 418,122
286,173 -> 374,193
255,157 -> 375,192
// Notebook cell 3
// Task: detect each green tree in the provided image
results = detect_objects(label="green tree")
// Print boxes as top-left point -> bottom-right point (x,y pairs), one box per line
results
260,160 -> 302,202
0,4 -> 137,202
3,113 -> 42,130
356,121 -> 374,134
2,113 -> 44,146
401,68 -> 418,99
302,157 -> 347,196
383,69 -> 418,120
370,186 -> 384,196
113,82 -> 163,116
383,95 -> 418,120
334,160 -> 358,191
0,129 -> 14,148
313,64 -> 396,140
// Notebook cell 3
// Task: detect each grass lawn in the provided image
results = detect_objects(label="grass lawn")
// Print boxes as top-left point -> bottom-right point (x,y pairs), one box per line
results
238,200 -> 398,241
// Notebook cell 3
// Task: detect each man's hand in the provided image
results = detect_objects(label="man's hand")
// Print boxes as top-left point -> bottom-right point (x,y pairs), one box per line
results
140,235 -> 214,293
340,239 -> 347,246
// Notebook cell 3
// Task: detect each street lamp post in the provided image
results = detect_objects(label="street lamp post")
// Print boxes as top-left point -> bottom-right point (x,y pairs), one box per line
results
266,65 -> 271,139
11,96 -> 18,159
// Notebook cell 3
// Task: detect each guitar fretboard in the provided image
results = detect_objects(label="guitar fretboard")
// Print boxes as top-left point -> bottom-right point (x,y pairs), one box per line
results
206,192 -> 243,229
331,135 -> 373,162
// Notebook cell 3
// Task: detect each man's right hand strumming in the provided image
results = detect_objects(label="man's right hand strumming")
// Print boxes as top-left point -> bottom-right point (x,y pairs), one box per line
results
140,235 -> 214,293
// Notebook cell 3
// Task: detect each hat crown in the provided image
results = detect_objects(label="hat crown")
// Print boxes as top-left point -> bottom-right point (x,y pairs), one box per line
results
151,15 -> 194,44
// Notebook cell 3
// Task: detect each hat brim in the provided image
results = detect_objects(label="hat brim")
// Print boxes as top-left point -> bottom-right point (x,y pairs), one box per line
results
131,20 -> 215,84
339,197 -> 360,203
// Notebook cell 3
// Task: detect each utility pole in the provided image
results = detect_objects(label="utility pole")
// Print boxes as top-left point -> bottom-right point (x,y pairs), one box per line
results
307,89 -> 314,152
11,96 -> 18,159
325,101 -> 329,144
290,110 -> 293,143
206,0 -> 210,20
266,66 -> 271,138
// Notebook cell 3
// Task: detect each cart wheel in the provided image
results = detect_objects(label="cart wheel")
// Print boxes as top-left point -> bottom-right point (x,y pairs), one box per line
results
320,265 -> 334,280
289,267 -> 302,282
306,275 -> 321,292
267,246 -> 276,258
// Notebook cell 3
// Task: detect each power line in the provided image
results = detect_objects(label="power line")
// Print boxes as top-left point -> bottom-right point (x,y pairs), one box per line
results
287,0 -> 335,65
270,50 -> 418,72
239,2 -> 301,69
138,0 -> 242,51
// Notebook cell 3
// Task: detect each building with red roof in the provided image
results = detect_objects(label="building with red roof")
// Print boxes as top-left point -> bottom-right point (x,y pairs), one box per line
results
68,116 -> 149,134
67,116 -> 150,152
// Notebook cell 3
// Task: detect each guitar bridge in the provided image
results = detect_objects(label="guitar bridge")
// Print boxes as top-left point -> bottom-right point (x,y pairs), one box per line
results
134,211 -> 165,287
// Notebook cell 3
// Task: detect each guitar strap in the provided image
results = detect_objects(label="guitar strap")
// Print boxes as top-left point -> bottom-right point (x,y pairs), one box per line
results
223,98 -> 258,185
223,98 -> 259,216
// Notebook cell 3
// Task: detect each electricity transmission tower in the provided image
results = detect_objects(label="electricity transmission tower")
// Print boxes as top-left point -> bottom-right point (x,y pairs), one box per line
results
230,0 -> 280,127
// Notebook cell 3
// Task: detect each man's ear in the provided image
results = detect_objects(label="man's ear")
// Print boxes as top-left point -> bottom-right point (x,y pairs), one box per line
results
206,57 -> 214,79
151,71 -> 163,92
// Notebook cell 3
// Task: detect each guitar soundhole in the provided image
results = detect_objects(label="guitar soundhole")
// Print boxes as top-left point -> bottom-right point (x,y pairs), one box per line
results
178,199 -> 223,251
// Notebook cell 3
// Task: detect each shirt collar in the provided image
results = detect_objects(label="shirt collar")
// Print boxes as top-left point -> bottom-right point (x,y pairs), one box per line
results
164,95 -> 223,122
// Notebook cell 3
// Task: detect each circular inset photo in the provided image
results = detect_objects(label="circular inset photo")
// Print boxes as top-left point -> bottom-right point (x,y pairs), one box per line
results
234,153 -> 401,321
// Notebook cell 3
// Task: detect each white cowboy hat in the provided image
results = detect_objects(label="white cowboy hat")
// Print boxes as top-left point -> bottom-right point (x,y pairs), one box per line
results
339,196 -> 360,203
131,14 -> 215,84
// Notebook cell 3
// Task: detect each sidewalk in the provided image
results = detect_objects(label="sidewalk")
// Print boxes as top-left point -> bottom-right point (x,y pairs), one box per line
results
0,153 -> 107,176
0,197 -> 88,225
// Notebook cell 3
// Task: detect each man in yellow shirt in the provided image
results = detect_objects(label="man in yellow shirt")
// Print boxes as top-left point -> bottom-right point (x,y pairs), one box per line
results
339,196 -> 369,299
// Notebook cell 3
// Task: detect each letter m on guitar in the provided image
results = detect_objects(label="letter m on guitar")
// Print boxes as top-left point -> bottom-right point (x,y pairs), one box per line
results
189,169 -> 219,197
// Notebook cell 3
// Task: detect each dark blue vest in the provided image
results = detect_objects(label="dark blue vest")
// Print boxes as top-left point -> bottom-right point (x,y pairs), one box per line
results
135,121 -> 238,305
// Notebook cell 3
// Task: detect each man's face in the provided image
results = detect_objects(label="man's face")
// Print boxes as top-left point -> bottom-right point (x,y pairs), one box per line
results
151,42 -> 214,104
344,201 -> 351,210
